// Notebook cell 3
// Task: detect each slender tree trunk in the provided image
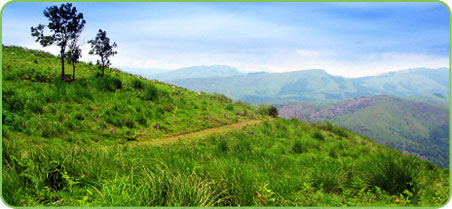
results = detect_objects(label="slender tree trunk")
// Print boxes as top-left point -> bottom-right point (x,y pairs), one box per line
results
101,59 -> 105,77
72,62 -> 75,80
61,51 -> 65,80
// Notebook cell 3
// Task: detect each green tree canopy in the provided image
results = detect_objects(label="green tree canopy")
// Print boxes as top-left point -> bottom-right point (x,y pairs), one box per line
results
31,3 -> 86,79
65,39 -> 82,80
88,29 -> 118,77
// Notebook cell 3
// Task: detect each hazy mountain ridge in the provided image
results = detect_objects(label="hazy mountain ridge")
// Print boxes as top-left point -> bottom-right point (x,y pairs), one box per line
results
146,65 -> 243,81
167,67 -> 449,104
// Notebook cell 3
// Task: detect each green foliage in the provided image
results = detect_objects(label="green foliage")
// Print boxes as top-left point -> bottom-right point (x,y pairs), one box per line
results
94,76 -> 122,92
3,118 -> 448,207
286,95 -> 450,168
141,84 -> 159,101
312,131 -> 325,141
88,29 -> 118,76
257,105 -> 278,117
2,46 -> 448,207
31,3 -> 86,77
291,140 -> 304,153
131,79 -> 145,90
362,152 -> 420,195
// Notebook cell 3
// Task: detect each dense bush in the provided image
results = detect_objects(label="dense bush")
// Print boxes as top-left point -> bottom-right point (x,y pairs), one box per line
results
141,84 -> 159,101
94,76 -> 123,92
257,105 -> 278,117
131,79 -> 145,90
362,152 -> 420,195
312,131 -> 325,141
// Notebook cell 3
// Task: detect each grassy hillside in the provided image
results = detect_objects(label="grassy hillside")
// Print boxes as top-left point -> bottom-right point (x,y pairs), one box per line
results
2,46 -> 449,207
2,46 -> 263,144
4,118 -> 449,206
278,95 -> 449,168
168,68 -> 448,104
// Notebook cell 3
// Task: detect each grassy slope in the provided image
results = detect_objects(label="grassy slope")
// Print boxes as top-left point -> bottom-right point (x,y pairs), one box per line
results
2,46 -> 263,145
2,46 -> 450,206
330,101 -> 448,167
278,95 -> 449,168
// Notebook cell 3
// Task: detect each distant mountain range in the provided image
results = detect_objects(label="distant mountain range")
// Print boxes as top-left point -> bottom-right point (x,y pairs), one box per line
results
146,65 -> 243,81
277,95 -> 450,168
127,65 -> 450,168
166,67 -> 449,104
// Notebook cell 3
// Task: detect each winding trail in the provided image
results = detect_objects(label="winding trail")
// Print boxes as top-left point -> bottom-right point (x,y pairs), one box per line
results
128,119 -> 266,147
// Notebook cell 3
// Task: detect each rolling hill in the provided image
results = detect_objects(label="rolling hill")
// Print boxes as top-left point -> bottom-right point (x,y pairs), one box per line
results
2,46 -> 449,207
169,69 -> 362,103
354,68 -> 449,97
277,95 -> 450,168
408,93 -> 449,108
167,68 -> 449,104
146,65 -> 243,81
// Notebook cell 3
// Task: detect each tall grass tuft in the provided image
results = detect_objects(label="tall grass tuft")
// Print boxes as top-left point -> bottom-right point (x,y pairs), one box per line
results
362,151 -> 420,195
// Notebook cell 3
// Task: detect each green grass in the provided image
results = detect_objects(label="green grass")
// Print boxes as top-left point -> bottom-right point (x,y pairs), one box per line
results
2,46 -> 264,145
278,95 -> 450,168
3,119 -> 449,206
2,46 -> 450,207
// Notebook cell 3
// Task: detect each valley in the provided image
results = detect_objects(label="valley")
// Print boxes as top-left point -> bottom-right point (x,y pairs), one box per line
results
277,95 -> 450,168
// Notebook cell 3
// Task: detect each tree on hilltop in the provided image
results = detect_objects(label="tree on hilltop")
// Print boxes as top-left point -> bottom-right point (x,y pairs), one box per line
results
66,38 -> 82,80
31,3 -> 86,80
88,29 -> 118,77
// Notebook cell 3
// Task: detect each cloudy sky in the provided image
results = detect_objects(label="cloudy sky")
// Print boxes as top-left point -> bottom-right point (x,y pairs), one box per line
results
2,2 -> 449,77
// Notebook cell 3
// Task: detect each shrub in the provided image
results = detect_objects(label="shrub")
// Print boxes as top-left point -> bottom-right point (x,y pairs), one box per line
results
136,114 -> 148,126
95,76 -> 123,92
132,79 -> 145,90
25,100 -> 44,114
3,89 -> 27,113
123,117 -> 136,128
218,139 -> 229,153
312,160 -> 349,193
312,131 -> 325,141
316,121 -> 334,132
362,152 -> 420,195
291,140 -> 304,154
211,94 -> 232,103
2,110 -> 25,132
142,84 -> 159,101
268,106 -> 278,117
333,127 -> 349,138
111,77 -> 123,90
257,105 -> 278,117
225,104 -> 234,111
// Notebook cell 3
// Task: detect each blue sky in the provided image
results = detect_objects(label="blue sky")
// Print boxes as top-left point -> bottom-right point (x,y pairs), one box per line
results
2,2 -> 449,77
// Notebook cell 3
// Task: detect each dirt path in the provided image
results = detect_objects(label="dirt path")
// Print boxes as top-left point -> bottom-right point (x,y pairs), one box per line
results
128,119 -> 265,147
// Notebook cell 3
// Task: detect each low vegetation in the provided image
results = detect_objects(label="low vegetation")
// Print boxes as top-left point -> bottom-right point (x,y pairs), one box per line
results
2,46 -> 449,207
2,46 -> 263,144
3,119 -> 448,206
